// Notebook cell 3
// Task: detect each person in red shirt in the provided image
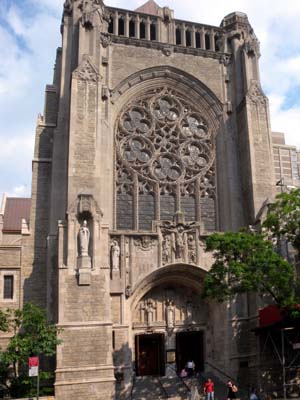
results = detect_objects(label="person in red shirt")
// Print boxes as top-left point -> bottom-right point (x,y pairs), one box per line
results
204,378 -> 215,400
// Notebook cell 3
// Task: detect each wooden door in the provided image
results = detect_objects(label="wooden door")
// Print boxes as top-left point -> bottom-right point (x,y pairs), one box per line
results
135,334 -> 165,376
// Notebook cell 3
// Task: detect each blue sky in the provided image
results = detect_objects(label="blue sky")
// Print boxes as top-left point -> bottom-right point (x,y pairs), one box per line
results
0,0 -> 300,198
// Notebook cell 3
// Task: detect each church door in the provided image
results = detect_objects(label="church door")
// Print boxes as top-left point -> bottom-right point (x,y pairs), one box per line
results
176,331 -> 204,372
135,334 -> 165,376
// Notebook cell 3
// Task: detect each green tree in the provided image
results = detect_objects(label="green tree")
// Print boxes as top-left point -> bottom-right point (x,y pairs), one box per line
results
0,303 -> 61,397
203,189 -> 300,317
263,188 -> 300,257
203,231 -> 294,308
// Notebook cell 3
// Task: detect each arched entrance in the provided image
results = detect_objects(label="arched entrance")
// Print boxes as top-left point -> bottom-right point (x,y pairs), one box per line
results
131,264 -> 208,376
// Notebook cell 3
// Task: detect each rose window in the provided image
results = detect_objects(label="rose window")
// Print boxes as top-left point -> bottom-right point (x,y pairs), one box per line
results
152,154 -> 183,182
116,88 -> 214,186
121,107 -> 152,134
116,87 -> 216,231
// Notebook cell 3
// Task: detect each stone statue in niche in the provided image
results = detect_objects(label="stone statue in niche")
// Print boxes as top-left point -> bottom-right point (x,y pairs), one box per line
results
125,285 -> 132,298
161,219 -> 196,261
111,240 -> 120,271
79,220 -> 90,256
174,225 -> 185,259
166,300 -> 175,329
187,234 -> 196,264
145,300 -> 156,325
162,235 -> 172,264
186,301 -> 193,323
140,300 -> 156,326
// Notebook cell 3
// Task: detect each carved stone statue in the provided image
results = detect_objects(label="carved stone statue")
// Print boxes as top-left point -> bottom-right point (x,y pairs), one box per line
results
81,0 -> 95,28
79,220 -> 90,256
186,301 -> 193,323
174,225 -> 185,259
111,240 -> 120,271
166,300 -> 175,329
145,300 -> 156,325
162,235 -> 171,264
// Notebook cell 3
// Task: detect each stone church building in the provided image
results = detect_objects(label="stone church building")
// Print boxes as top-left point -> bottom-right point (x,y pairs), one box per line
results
0,0 -> 276,398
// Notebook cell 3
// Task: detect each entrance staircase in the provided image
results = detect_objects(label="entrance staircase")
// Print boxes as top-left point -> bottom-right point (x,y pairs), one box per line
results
130,367 -> 232,400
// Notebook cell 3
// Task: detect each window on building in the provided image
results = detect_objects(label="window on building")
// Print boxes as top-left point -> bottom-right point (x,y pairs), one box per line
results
205,33 -> 211,50
129,19 -> 135,37
115,88 -> 216,231
118,17 -> 125,36
186,30 -> 191,47
150,23 -> 156,41
176,28 -> 181,45
140,21 -> 146,39
195,31 -> 201,48
3,275 -> 14,299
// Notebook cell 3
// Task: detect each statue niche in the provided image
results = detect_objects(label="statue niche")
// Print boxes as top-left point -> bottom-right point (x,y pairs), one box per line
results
77,218 -> 92,271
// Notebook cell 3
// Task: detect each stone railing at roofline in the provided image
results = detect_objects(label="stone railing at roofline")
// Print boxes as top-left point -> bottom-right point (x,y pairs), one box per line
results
106,6 -> 226,53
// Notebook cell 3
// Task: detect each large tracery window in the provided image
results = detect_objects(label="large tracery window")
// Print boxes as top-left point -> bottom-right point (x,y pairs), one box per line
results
115,87 -> 216,231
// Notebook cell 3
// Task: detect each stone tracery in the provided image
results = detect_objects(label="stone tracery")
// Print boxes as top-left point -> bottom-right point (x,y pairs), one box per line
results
116,87 -> 216,230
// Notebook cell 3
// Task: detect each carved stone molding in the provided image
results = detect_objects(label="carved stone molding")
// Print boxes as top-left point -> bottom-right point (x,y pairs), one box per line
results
110,66 -> 223,121
102,85 -> 110,100
73,55 -> 100,82
63,0 -> 73,15
219,54 -> 231,66
134,236 -> 156,251
162,46 -> 173,57
247,80 -> 267,106
100,32 -> 111,48
78,0 -> 109,30
68,194 -> 103,219
244,38 -> 261,58
159,218 -> 199,265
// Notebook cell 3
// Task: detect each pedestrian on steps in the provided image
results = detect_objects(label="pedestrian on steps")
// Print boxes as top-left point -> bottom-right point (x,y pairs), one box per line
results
227,380 -> 238,400
204,378 -> 215,400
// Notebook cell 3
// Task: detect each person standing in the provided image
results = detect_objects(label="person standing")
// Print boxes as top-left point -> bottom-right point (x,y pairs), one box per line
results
227,380 -> 238,400
204,378 -> 215,400
186,360 -> 195,377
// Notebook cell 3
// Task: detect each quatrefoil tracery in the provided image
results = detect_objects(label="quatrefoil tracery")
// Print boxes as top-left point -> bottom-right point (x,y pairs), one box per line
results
116,88 -> 215,187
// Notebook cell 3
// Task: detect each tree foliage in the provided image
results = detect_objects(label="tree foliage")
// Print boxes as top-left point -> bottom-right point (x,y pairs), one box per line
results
263,188 -> 300,255
0,303 -> 61,397
203,188 -> 300,317
203,232 -> 294,308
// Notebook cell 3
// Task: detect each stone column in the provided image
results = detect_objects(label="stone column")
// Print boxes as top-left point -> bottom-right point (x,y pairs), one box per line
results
181,24 -> 186,47
191,26 -> 196,48
135,15 -> 140,39
146,17 -> 151,40
125,13 -> 129,37
200,28 -> 205,49
114,11 -> 119,35
210,29 -> 215,51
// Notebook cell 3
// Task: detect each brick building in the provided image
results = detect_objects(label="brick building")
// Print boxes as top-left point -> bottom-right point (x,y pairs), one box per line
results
0,0 -> 278,398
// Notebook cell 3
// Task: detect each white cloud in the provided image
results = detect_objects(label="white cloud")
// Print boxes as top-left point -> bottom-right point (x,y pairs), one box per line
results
7,185 -> 31,198
269,94 -> 300,149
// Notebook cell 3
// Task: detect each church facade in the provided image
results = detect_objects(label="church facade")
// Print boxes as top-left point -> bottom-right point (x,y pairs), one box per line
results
0,0 -> 276,398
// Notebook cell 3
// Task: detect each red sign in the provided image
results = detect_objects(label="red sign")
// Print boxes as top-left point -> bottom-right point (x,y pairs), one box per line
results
29,357 -> 39,367
29,357 -> 39,377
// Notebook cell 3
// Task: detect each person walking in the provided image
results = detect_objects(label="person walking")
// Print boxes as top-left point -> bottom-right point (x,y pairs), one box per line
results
227,380 -> 238,400
204,378 -> 215,400
186,360 -> 195,377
